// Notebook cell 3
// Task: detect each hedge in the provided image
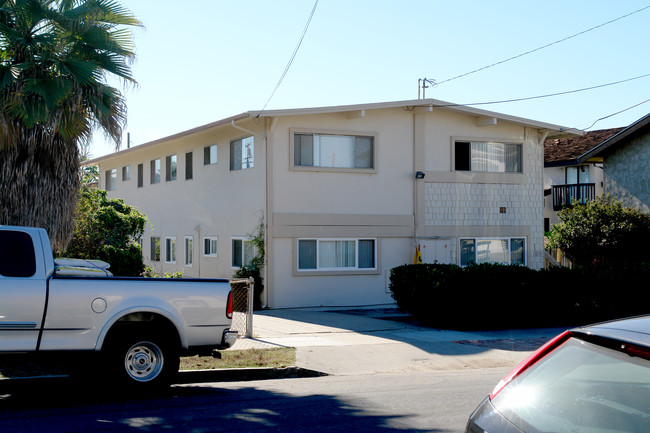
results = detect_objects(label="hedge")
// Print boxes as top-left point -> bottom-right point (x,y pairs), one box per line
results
389,263 -> 650,330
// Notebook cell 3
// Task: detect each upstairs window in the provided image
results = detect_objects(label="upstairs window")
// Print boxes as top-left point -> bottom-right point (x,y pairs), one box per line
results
294,133 -> 374,169
166,155 -> 177,181
230,137 -> 254,171
185,152 -> 193,180
204,144 -> 217,165
137,164 -> 144,188
105,169 -> 117,191
150,159 -> 161,184
122,165 -> 131,181
455,141 -> 522,173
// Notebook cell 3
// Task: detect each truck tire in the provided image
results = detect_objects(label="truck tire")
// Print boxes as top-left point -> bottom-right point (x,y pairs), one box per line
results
104,328 -> 180,390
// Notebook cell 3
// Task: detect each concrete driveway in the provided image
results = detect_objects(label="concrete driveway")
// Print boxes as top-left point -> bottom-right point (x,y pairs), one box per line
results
231,308 -> 568,376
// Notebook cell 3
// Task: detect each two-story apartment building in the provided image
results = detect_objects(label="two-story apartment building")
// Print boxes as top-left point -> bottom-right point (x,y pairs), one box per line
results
86,99 -> 578,308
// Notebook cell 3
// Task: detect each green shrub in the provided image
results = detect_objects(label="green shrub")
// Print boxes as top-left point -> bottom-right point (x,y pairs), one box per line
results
390,262 -> 650,330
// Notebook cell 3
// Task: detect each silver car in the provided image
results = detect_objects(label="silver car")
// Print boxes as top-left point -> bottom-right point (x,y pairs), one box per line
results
466,315 -> 650,433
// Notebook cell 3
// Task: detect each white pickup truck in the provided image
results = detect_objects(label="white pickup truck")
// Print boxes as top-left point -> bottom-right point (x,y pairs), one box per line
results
0,225 -> 238,389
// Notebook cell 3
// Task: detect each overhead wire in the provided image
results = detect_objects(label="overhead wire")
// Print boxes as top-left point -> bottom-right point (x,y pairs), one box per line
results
429,73 -> 650,109
577,98 -> 650,130
256,0 -> 319,118
435,4 -> 650,86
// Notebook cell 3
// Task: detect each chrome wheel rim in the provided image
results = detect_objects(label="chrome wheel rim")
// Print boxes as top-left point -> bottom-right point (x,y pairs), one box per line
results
124,341 -> 164,382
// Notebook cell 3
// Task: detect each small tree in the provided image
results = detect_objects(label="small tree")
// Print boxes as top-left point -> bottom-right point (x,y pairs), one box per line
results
60,189 -> 147,276
547,196 -> 650,267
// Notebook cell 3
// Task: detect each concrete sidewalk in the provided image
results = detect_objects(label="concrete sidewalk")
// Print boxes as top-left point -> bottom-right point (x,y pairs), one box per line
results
229,308 -> 568,376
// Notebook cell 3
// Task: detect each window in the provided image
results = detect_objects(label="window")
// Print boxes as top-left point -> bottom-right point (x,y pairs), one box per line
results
150,237 -> 161,262
204,236 -> 218,257
455,141 -> 522,173
0,230 -> 36,278
460,238 -> 526,266
232,238 -> 256,268
184,236 -> 193,266
165,237 -> 176,263
185,152 -> 193,180
204,144 -> 217,165
137,163 -> 144,188
165,155 -> 177,181
122,165 -> 131,181
150,159 -> 161,184
105,169 -> 117,191
230,136 -> 254,170
294,133 -> 374,169
297,238 -> 376,271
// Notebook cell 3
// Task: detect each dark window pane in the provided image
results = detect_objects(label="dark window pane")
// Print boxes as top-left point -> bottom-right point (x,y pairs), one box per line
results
455,142 -> 470,171
0,231 -> 36,277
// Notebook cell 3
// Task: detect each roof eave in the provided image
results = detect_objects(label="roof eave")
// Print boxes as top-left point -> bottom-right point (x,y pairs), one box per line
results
83,112 -> 251,166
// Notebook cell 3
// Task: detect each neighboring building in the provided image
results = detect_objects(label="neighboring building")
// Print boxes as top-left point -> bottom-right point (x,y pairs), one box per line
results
85,99 -> 578,308
543,128 -> 623,230
580,113 -> 650,213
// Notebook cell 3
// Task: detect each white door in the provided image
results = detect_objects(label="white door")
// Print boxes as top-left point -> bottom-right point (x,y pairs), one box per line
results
420,239 -> 453,264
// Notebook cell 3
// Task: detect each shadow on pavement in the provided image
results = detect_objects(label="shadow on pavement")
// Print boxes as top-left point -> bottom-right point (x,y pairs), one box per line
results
0,377 -> 440,433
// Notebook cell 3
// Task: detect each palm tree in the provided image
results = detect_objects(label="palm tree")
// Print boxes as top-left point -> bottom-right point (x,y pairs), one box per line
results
0,0 -> 140,251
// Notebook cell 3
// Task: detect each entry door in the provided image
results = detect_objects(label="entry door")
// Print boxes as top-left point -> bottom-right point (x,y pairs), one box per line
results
420,239 -> 453,264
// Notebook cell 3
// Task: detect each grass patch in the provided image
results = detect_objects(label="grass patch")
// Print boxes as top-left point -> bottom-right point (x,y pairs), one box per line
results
180,348 -> 296,370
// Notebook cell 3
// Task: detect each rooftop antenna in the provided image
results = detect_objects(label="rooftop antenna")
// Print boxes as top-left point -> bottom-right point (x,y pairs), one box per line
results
418,78 -> 436,99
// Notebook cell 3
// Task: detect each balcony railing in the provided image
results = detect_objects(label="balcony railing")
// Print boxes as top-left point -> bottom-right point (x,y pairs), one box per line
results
552,183 -> 596,211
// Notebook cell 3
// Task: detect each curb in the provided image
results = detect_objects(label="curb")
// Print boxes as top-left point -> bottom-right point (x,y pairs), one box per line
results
0,367 -> 327,390
175,366 -> 327,384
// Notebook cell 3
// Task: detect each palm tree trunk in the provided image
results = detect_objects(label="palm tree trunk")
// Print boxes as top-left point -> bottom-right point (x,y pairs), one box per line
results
0,129 -> 80,252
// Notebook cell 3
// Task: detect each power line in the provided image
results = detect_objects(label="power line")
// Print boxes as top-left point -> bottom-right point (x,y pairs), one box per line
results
256,0 -> 319,118
435,4 -> 650,86
430,73 -> 650,108
579,98 -> 650,130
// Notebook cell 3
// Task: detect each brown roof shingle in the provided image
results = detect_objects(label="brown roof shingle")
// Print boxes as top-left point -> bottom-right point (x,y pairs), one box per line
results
544,127 -> 624,165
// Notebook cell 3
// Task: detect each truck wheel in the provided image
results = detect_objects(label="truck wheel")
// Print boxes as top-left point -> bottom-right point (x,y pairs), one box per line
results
105,330 -> 180,390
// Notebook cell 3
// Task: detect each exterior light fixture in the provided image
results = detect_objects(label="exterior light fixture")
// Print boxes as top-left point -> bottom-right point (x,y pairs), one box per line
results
415,171 -> 425,179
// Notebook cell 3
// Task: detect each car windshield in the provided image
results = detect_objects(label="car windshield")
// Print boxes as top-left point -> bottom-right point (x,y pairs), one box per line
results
491,337 -> 650,433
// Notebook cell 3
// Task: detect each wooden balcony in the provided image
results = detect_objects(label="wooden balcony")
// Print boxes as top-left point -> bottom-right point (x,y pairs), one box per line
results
552,183 -> 596,211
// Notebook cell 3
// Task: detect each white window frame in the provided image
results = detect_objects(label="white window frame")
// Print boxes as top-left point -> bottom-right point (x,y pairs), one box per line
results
166,155 -> 177,181
230,136 -> 254,171
454,140 -> 523,173
290,128 -> 377,174
165,237 -> 176,264
459,237 -> 526,266
203,236 -> 218,257
150,159 -> 161,184
231,237 -> 256,269
150,236 -> 160,262
296,238 -> 377,272
204,144 -> 218,165
105,168 -> 117,191
184,236 -> 193,267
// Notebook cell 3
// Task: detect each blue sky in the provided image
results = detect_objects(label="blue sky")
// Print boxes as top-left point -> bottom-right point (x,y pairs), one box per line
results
90,0 -> 650,157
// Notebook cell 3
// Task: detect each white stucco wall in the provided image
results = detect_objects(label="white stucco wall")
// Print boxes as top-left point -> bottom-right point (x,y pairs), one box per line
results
98,121 -> 266,280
